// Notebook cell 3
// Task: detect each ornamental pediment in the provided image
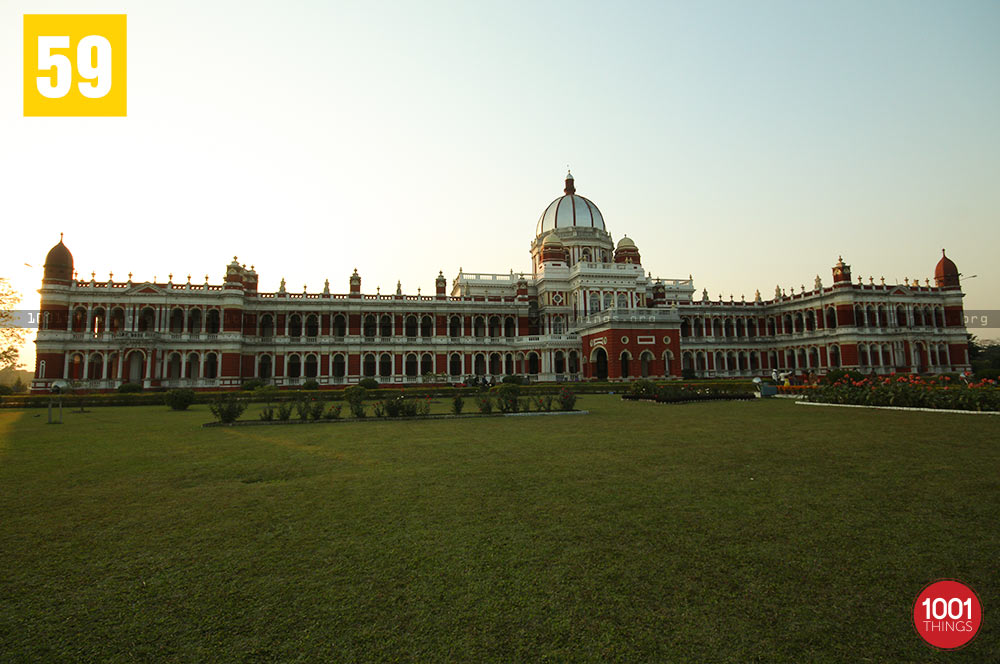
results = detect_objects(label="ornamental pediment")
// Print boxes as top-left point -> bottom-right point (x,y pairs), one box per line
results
129,283 -> 164,295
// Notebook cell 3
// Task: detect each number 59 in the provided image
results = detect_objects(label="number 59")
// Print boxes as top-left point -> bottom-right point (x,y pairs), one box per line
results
36,35 -> 112,99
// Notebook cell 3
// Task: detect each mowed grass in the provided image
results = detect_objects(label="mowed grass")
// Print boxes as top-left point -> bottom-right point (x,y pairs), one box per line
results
0,397 -> 997,663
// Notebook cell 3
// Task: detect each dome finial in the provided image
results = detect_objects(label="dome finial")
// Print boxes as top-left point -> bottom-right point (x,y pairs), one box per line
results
564,169 -> 575,195
60,232 -> 63,242
942,248 -> 947,256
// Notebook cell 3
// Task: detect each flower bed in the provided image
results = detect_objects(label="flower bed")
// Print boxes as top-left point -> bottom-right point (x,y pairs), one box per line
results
805,374 -> 999,412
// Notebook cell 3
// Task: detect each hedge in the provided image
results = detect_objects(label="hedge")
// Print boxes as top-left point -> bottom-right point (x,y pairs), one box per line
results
0,379 -> 756,409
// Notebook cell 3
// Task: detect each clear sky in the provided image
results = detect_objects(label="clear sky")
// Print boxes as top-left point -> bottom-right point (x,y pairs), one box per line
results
2,0 -> 999,368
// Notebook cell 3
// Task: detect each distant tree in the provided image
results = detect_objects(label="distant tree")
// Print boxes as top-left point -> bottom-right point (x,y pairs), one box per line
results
968,334 -> 1000,377
0,279 -> 27,370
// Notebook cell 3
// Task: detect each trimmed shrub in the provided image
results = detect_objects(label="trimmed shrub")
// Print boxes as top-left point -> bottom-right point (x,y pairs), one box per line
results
495,383 -> 521,413
209,394 -> 247,424
452,395 -> 464,414
165,389 -> 195,411
277,402 -> 293,421
501,375 -> 525,385
260,405 -> 275,421
117,382 -> 142,393
358,378 -> 379,390
302,379 -> 320,391
344,385 -> 367,418
241,378 -> 264,391
557,387 -> 577,411
476,395 -> 493,414
627,380 -> 658,400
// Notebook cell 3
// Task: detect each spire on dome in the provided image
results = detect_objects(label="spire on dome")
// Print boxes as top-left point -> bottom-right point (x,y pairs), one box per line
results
564,170 -> 575,195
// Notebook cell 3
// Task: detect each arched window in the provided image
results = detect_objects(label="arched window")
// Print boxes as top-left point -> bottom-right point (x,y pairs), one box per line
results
185,309 -> 200,334
332,314 -> 347,337
305,315 -> 319,337
603,293 -> 613,310
332,354 -> 346,378
287,354 -> 301,378
527,352 -> 539,375
552,316 -> 564,334
206,310 -> 220,334
260,314 -> 274,338
489,353 -> 502,375
405,316 -> 418,338
620,352 -> 630,378
473,317 -> 485,337
449,353 -> 462,376
826,308 -> 837,329
420,316 -> 433,337
474,354 -> 486,375
680,319 -> 691,337
204,353 -> 218,379
379,353 -> 392,377
364,315 -> 377,337
405,353 -> 418,376
554,351 -> 565,374
449,316 -> 462,337
569,351 -> 579,374
504,318 -> 515,338
589,293 -> 601,312
38,359 -> 46,377
488,316 -> 501,337
363,354 -> 376,377
92,307 -> 106,335
379,315 -> 393,337
259,355 -> 272,379
617,293 -> 628,309
169,308 -> 184,333
420,353 -> 433,375
138,307 -> 156,332
288,314 -> 302,337
304,355 -> 318,378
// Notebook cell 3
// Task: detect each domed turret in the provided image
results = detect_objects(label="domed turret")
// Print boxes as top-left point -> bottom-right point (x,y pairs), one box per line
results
614,235 -> 641,264
43,234 -> 74,283
540,232 -> 568,264
934,249 -> 959,289
535,171 -> 606,236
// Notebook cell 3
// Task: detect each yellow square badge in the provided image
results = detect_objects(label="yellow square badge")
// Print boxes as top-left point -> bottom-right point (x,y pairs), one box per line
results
24,14 -> 127,117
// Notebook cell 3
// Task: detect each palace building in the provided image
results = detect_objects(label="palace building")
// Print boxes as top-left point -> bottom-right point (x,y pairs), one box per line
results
31,172 -> 971,392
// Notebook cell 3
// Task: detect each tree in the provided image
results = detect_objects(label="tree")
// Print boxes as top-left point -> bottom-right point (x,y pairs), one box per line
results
968,334 -> 1000,378
0,278 -> 27,370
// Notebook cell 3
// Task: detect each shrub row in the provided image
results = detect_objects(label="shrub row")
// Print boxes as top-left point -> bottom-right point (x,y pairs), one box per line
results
207,385 -> 580,423
621,379 -> 756,404
2,379 -> 753,409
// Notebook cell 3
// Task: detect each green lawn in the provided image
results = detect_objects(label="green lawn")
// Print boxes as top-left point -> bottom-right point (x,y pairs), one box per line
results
1,397 -> 997,662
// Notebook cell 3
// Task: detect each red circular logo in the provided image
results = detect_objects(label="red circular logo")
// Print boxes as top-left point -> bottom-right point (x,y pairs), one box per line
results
913,579 -> 982,650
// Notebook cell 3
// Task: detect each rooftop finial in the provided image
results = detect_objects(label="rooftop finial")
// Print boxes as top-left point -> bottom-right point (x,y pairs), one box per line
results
942,248 -> 947,256
60,232 -> 64,242
564,169 -> 575,195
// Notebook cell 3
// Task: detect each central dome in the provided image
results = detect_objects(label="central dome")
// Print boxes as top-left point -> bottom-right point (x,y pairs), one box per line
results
535,172 -> 606,236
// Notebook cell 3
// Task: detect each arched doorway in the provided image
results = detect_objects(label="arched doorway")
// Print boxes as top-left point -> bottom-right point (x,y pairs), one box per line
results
594,348 -> 608,380
640,351 -> 653,377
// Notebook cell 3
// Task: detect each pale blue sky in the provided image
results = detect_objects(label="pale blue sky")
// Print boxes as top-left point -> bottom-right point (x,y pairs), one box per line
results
2,0 -> 999,365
